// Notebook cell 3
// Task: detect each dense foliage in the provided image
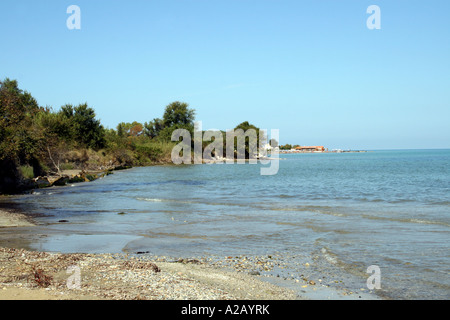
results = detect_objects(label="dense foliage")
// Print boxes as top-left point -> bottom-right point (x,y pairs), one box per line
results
0,78 -> 261,193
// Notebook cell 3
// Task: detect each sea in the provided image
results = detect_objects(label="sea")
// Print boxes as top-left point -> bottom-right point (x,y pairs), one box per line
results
1,149 -> 449,299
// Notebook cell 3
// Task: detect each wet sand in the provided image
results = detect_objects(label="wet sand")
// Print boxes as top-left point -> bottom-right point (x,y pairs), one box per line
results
0,209 -> 35,228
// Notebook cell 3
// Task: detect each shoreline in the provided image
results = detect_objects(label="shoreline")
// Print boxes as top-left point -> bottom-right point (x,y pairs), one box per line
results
0,199 -> 382,300
1,165 -> 135,196
0,172 -> 383,301
0,245 -> 381,300
0,209 -> 302,300
0,210 -> 380,300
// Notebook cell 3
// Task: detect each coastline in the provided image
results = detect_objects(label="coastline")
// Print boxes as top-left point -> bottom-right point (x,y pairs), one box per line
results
0,210 -> 380,300
0,206 -> 299,300
0,245 -> 381,300
0,166 -> 383,301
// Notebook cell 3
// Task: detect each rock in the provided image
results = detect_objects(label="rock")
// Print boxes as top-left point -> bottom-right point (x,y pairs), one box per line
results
68,175 -> 85,183
176,258 -> 201,264
49,175 -> 69,186
84,173 -> 98,182
34,177 -> 51,188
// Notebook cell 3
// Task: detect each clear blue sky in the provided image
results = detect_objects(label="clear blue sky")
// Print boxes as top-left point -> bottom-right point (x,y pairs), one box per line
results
1,0 -> 449,150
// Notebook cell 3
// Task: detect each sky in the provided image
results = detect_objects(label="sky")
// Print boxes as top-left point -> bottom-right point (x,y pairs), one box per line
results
0,0 -> 449,150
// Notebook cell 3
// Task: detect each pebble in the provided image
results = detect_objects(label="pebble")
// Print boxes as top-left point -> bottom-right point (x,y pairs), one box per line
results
1,247 -> 366,300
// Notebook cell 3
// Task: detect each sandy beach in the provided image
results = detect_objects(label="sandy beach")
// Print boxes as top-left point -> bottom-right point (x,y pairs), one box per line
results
0,210 -> 299,300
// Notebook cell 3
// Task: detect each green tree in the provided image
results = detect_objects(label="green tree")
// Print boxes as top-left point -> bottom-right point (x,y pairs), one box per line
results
143,118 -> 164,139
60,103 -> 106,149
162,101 -> 195,128
0,78 -> 43,191
233,121 -> 262,159
0,78 -> 40,162
116,121 -> 144,137
144,101 -> 195,141
35,108 -> 73,142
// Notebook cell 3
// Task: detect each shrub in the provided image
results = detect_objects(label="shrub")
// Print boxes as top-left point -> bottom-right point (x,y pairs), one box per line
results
19,165 -> 34,180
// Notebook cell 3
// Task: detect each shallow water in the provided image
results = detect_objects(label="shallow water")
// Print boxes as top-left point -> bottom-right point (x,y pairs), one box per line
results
2,149 -> 449,299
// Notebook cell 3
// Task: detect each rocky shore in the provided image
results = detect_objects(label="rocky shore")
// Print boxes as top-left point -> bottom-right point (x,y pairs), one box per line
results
26,168 -> 116,190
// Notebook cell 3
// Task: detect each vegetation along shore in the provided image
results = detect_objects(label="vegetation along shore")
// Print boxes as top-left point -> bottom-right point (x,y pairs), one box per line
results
0,78 -> 267,194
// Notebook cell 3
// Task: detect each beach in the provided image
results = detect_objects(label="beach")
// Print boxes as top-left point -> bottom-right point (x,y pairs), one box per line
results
0,247 -> 300,300
0,209 -> 382,300
0,209 -> 298,300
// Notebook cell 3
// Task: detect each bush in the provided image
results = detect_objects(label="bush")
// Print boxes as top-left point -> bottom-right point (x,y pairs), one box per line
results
19,165 -> 34,180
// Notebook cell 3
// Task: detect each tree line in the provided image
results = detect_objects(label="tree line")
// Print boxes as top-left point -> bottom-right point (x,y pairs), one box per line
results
0,78 -> 261,193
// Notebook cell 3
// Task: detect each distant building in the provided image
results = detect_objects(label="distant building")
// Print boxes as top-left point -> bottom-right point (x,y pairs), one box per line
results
295,146 -> 325,152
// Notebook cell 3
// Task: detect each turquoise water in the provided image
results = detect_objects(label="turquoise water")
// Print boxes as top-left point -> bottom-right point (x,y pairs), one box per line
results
3,149 -> 450,299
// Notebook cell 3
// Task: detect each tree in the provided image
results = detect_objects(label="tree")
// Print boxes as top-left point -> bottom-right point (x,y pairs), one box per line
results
143,118 -> 164,139
144,101 -> 196,142
279,144 -> 292,150
116,122 -> 144,137
59,103 -> 106,149
162,101 -> 195,129
35,108 -> 73,142
0,78 -> 40,162
0,78 -> 42,190
233,121 -> 262,159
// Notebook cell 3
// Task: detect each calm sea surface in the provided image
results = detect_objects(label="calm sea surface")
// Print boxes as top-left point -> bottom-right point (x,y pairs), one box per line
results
2,149 -> 449,299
